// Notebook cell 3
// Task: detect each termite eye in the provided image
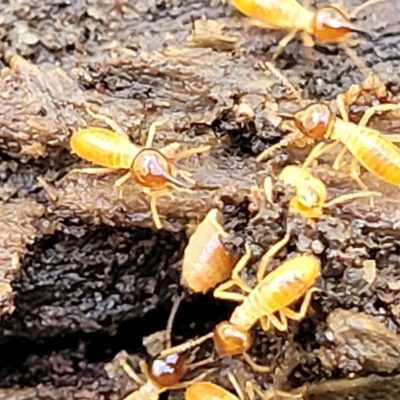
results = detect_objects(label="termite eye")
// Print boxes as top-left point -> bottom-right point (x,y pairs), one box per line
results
294,103 -> 333,139
313,7 -> 359,42
213,322 -> 252,356
131,149 -> 174,189
148,353 -> 186,387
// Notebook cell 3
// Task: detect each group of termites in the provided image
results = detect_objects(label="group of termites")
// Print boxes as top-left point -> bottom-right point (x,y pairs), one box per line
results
53,0 -> 400,398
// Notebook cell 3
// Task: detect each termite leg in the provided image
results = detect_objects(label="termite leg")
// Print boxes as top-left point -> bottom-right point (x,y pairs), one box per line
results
302,141 -> 340,169
263,176 -> 274,204
336,93 -> 350,122
272,29 -> 298,61
342,44 -> 372,78
280,287 -> 321,321
257,233 -> 291,282
86,108 -> 129,138
208,211 -> 229,238
145,118 -> 169,148
256,131 -> 301,163
230,243 -> 253,293
264,62 -> 302,101
349,0 -> 386,18
264,310 -> 288,332
259,316 -> 270,332
166,369 -> 215,391
143,187 -> 170,230
324,191 -> 381,209
119,358 -> 146,386
114,171 -> 131,199
228,373 -> 246,400
242,352 -> 271,374
350,158 -> 369,191
213,244 -> 253,297
165,294 -> 184,348
160,142 -> 181,157
332,95 -> 351,170
332,146 -> 348,171
359,103 -> 400,127
172,144 -> 212,162
213,280 -> 247,302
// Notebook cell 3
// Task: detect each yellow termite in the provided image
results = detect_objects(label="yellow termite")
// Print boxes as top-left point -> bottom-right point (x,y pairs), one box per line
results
67,108 -> 211,229
257,63 -> 400,192
274,165 -> 380,220
231,0 -> 383,61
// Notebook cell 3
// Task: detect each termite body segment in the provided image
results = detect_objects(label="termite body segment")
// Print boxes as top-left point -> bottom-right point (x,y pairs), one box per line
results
231,0 -> 378,60
70,127 -> 140,170
68,109 -> 211,229
182,208 -> 238,293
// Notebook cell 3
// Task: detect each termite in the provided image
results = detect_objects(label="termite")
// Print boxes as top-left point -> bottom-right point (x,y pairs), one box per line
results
182,208 -> 239,294
67,108 -> 211,229
117,296 -> 213,400
274,165 -> 380,220
257,63 -> 400,192
231,0 -> 382,61
212,233 -> 320,352
186,375 -> 302,400
159,234 -> 320,372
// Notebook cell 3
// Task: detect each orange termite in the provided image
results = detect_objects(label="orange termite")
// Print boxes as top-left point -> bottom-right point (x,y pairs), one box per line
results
231,0 -> 382,60
182,208 -> 239,294
159,234 -> 320,371
68,108 -> 211,229
275,165 -> 380,220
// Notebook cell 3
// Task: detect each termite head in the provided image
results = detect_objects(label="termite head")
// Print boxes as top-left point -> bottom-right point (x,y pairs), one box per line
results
279,166 -> 327,213
313,6 -> 370,42
292,103 -> 335,139
131,149 -> 189,189
213,321 -> 252,356
148,353 -> 186,387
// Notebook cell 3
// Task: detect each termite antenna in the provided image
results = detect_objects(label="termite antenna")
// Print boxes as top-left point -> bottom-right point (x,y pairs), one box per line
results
158,332 -> 214,358
264,62 -> 302,102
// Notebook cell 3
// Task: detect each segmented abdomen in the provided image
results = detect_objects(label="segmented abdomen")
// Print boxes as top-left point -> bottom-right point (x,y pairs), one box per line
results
229,256 -> 320,330
232,0 -> 314,31
333,120 -> 400,185
70,128 -> 138,169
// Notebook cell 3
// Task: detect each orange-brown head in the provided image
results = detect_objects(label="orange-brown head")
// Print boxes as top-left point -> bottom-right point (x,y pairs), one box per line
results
312,6 -> 370,42
131,149 -> 189,189
213,321 -> 252,356
148,353 -> 186,387
292,103 -> 335,140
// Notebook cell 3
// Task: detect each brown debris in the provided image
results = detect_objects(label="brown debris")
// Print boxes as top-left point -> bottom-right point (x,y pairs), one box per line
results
0,0 -> 399,398
319,308 -> 400,374
0,198 -> 44,317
